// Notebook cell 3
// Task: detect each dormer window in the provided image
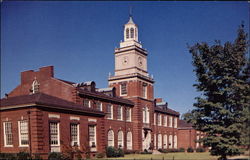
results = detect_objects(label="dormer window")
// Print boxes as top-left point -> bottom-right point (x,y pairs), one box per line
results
31,79 -> 40,94
120,83 -> 127,96
130,28 -> 134,39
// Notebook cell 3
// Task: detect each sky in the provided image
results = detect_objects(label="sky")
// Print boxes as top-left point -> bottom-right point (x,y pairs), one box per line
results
1,1 -> 249,115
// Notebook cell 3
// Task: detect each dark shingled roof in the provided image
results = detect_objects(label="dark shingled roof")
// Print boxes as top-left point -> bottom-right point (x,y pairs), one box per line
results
178,120 -> 194,129
55,78 -> 75,85
77,88 -> 134,106
154,106 -> 180,116
0,93 -> 104,116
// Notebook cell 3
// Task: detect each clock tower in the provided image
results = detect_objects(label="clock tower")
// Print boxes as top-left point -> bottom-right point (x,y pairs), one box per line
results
108,15 -> 154,151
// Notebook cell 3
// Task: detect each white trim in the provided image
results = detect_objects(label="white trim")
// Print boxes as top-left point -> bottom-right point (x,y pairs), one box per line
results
3,122 -> 13,147
117,105 -> 123,120
18,120 -> 29,147
108,130 -> 114,147
118,130 -> 124,148
120,83 -> 127,96
107,104 -> 113,120
126,108 -> 132,122
88,118 -> 97,122
70,116 -> 80,121
127,131 -> 133,150
70,123 -> 80,147
48,114 -> 60,119
89,125 -> 97,151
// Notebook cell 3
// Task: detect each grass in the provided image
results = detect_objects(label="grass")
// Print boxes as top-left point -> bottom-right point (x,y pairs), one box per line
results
107,152 -> 219,160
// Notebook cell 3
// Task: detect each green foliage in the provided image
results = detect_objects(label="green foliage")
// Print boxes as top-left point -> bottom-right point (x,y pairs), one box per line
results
106,146 -> 124,158
196,147 -> 205,152
48,152 -> 69,160
187,147 -> 194,153
0,153 -> 17,160
179,148 -> 185,152
188,24 -> 250,159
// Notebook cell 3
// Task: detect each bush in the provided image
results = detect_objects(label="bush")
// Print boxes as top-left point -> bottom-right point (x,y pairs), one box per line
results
0,153 -> 17,160
17,152 -> 31,160
158,149 -> 168,153
106,147 -> 117,157
179,148 -> 185,152
48,152 -> 65,160
95,152 -> 105,158
196,147 -> 205,152
187,147 -> 194,153
117,148 -> 124,157
140,149 -> 152,154
124,150 -> 138,154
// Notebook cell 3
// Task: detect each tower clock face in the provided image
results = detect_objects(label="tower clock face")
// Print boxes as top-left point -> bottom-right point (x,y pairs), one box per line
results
138,56 -> 143,66
122,56 -> 129,65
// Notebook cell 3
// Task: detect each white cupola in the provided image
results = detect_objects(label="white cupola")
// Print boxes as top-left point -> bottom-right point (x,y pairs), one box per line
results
124,16 -> 138,42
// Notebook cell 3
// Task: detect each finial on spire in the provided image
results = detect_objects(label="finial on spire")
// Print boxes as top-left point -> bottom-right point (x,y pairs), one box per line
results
129,6 -> 132,17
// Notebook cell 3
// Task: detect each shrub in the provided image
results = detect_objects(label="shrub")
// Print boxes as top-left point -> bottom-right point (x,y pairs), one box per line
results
196,147 -> 205,152
158,149 -> 168,153
187,147 -> 194,153
0,153 -> 17,160
106,146 -> 117,157
124,150 -> 137,154
117,148 -> 124,157
95,152 -> 105,158
140,149 -> 152,154
179,148 -> 185,152
17,152 -> 32,160
48,152 -> 65,160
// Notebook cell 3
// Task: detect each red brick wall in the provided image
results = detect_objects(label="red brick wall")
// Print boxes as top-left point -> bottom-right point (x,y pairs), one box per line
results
177,129 -> 197,149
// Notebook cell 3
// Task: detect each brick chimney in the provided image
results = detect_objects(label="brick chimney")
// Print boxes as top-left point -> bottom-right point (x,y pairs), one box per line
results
21,66 -> 54,84
155,98 -> 163,103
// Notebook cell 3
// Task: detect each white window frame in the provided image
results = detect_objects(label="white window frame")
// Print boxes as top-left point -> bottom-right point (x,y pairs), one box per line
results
96,101 -> 102,111
126,108 -> 132,122
117,105 -> 123,120
18,120 -> 29,147
3,122 -> 13,147
163,116 -> 167,127
174,117 -> 178,128
118,130 -> 124,148
49,122 -> 60,147
108,130 -> 114,147
84,99 -> 91,108
107,104 -> 113,119
70,123 -> 80,147
174,135 -> 178,149
32,79 -> 40,94
127,131 -> 133,150
89,125 -> 97,149
163,135 -> 168,149
158,134 -> 162,149
154,134 -> 156,149
120,83 -> 127,96
169,116 -> 173,127
143,107 -> 150,124
157,114 -> 162,126
169,135 -> 173,148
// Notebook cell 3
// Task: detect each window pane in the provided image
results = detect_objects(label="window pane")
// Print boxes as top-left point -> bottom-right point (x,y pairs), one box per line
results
50,123 -> 59,145
4,122 -> 13,146
20,121 -> 29,145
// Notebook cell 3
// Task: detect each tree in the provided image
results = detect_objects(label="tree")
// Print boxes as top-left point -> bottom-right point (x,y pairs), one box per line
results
188,24 -> 250,160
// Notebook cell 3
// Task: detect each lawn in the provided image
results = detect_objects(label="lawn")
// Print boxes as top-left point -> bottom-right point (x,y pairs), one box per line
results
107,152 -> 219,160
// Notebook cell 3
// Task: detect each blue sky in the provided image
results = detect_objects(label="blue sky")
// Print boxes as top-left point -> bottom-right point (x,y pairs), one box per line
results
1,1 -> 249,115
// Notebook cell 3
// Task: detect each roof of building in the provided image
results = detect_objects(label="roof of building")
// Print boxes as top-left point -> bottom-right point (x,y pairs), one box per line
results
55,78 -> 75,85
178,120 -> 194,129
0,93 -> 104,116
96,87 -> 114,92
126,16 -> 135,24
77,88 -> 134,106
154,106 -> 180,116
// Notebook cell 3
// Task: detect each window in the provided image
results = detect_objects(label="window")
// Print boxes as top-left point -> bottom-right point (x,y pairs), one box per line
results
108,130 -> 114,147
174,135 -> 177,149
50,122 -> 59,146
196,135 -> 199,148
142,84 -> 147,98
127,131 -> 132,150
120,83 -> 127,96
107,104 -> 113,119
158,134 -> 162,149
96,102 -> 102,111
169,116 -> 173,127
118,130 -> 124,148
163,116 -> 167,127
126,28 -> 129,39
169,135 -> 173,148
70,124 -> 79,146
163,135 -> 168,149
31,79 -> 39,94
3,122 -> 13,146
84,99 -> 91,108
154,113 -> 156,125
117,105 -> 123,120
18,120 -> 29,146
89,125 -> 96,148
174,117 -> 178,128
157,114 -> 162,126
126,108 -> 131,122
142,107 -> 150,124
130,28 -> 134,38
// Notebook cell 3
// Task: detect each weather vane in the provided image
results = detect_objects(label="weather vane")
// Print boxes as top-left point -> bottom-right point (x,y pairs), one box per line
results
129,6 -> 133,17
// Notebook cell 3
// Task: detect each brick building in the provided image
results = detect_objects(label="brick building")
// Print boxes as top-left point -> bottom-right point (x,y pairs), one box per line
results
0,16 -> 202,157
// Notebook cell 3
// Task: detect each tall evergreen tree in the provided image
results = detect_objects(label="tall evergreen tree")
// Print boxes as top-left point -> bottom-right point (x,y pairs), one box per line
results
188,24 -> 250,160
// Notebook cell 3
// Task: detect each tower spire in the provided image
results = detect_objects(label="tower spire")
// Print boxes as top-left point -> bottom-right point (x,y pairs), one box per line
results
129,6 -> 132,17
